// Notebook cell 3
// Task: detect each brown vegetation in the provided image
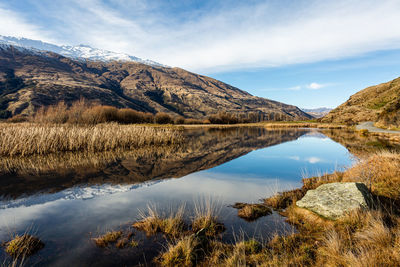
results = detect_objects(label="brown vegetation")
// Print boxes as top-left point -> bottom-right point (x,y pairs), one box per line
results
4,234 -> 44,258
93,230 -> 137,249
133,205 -> 186,238
322,76 -> 400,127
232,203 -> 272,221
0,122 -> 183,156
155,151 -> 400,266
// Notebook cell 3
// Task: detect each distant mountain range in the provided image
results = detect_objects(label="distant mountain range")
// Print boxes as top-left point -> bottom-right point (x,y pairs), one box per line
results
0,35 -> 165,67
0,36 -> 311,120
321,77 -> 400,128
301,107 -> 332,118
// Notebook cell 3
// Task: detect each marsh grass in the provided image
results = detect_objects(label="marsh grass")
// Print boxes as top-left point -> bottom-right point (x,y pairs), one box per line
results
133,204 -> 186,238
0,123 -> 183,156
232,203 -> 272,221
93,231 -> 122,248
192,199 -> 225,237
3,234 -> 44,258
158,235 -> 200,266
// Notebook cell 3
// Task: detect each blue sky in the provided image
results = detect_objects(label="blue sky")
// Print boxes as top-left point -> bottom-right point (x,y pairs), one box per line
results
1,0 -> 400,108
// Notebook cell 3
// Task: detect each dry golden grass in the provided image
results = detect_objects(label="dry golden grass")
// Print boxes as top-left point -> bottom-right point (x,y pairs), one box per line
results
93,231 -> 122,247
192,200 -> 225,237
133,205 -> 186,238
341,151 -> 400,198
4,234 -> 44,258
159,235 -> 200,267
232,203 -> 272,221
0,123 -> 183,156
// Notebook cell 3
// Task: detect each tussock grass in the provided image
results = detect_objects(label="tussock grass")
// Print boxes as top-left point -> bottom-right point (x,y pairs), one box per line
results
192,199 -> 225,237
133,204 -> 186,238
93,231 -> 122,247
0,123 -> 183,156
4,234 -> 44,258
159,235 -> 200,266
232,203 -> 272,221
93,230 -> 138,249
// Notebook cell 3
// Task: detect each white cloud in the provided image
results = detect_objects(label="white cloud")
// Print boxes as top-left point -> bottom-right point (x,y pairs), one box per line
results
307,83 -> 326,90
306,157 -> 322,164
2,0 -> 400,73
0,6 -> 54,43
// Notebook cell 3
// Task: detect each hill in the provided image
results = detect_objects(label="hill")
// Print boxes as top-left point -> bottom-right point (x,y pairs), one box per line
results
0,44 -> 311,121
321,77 -> 400,128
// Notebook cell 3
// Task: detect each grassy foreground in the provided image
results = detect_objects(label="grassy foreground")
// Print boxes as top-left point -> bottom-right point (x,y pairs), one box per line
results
0,123 -> 183,156
130,151 -> 400,266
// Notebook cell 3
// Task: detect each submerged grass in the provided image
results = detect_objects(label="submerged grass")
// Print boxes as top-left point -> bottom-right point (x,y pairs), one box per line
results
0,123 -> 183,156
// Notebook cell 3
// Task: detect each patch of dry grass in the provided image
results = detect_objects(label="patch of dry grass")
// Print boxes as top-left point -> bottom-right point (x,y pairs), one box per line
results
0,123 -> 183,156
133,205 -> 186,238
232,203 -> 272,221
93,231 -> 122,247
4,234 -> 44,258
158,235 -> 200,267
192,200 -> 225,237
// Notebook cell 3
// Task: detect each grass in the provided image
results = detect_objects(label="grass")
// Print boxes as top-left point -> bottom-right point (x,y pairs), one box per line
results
232,203 -> 272,221
0,123 -> 183,156
93,231 -> 122,247
192,200 -> 225,237
158,235 -> 200,266
133,205 -> 186,238
93,230 -> 138,249
3,234 -> 44,258
155,151 -> 400,266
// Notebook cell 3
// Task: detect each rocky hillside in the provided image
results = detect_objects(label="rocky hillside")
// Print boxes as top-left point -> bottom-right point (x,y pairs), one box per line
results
0,45 -> 311,120
321,77 -> 400,128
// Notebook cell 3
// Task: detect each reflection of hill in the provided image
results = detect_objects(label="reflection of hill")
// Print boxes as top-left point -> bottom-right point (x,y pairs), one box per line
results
0,127 -> 308,199
321,129 -> 400,156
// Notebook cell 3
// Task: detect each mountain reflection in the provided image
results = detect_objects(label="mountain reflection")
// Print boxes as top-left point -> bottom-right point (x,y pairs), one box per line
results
0,127 -> 309,199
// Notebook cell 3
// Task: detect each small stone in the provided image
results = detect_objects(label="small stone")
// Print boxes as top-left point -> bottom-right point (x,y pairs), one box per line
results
296,182 -> 372,220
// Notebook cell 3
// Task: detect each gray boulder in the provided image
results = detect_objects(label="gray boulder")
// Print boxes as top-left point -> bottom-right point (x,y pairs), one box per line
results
296,182 -> 372,220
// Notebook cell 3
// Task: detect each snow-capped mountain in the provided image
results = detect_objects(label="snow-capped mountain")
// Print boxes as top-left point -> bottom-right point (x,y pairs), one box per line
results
0,35 -> 166,67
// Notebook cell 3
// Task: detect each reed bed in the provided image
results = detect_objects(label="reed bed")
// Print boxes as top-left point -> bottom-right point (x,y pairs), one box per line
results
0,123 -> 183,156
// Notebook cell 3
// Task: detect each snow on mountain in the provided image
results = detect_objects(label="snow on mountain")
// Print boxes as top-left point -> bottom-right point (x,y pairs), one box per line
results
0,35 -> 166,67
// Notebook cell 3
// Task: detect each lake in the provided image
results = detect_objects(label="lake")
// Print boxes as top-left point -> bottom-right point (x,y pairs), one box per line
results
0,127 -> 393,266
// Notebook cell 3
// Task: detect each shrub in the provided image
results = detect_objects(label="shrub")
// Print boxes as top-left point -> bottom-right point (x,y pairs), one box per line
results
155,112 -> 173,124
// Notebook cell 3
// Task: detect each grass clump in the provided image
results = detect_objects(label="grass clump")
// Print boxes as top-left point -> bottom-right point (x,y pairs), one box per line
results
192,200 -> 225,237
133,205 -> 186,238
159,235 -> 200,267
4,234 -> 44,258
93,231 -> 122,247
232,202 -> 272,221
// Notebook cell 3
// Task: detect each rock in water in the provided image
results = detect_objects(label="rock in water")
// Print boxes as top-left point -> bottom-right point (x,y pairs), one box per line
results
296,182 -> 371,220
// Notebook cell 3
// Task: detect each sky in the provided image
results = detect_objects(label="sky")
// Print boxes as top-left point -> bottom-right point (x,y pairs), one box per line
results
1,0 -> 400,108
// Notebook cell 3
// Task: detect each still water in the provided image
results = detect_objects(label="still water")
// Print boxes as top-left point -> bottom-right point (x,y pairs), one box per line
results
0,127 -> 368,266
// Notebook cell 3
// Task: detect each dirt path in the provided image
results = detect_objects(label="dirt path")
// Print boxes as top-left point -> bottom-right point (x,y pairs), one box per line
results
356,121 -> 400,134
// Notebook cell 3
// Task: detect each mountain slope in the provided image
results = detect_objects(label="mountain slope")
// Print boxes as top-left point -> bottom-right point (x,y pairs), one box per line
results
321,77 -> 400,127
0,35 -> 165,67
0,44 -> 311,120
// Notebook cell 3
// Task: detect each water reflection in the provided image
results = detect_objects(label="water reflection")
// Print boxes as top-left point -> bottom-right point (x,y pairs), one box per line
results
0,127 -> 380,266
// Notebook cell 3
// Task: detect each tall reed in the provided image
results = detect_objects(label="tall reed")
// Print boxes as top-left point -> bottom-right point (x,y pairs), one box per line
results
0,123 -> 183,156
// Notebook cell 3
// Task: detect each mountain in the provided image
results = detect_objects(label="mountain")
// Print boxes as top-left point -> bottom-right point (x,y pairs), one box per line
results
301,107 -> 332,118
321,77 -> 400,128
0,38 -> 311,120
0,35 -> 165,67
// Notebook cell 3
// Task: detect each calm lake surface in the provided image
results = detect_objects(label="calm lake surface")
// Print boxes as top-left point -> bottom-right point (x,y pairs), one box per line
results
0,127 -> 392,266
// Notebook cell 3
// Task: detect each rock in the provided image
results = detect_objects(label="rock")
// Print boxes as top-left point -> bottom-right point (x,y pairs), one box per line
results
296,182 -> 372,220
